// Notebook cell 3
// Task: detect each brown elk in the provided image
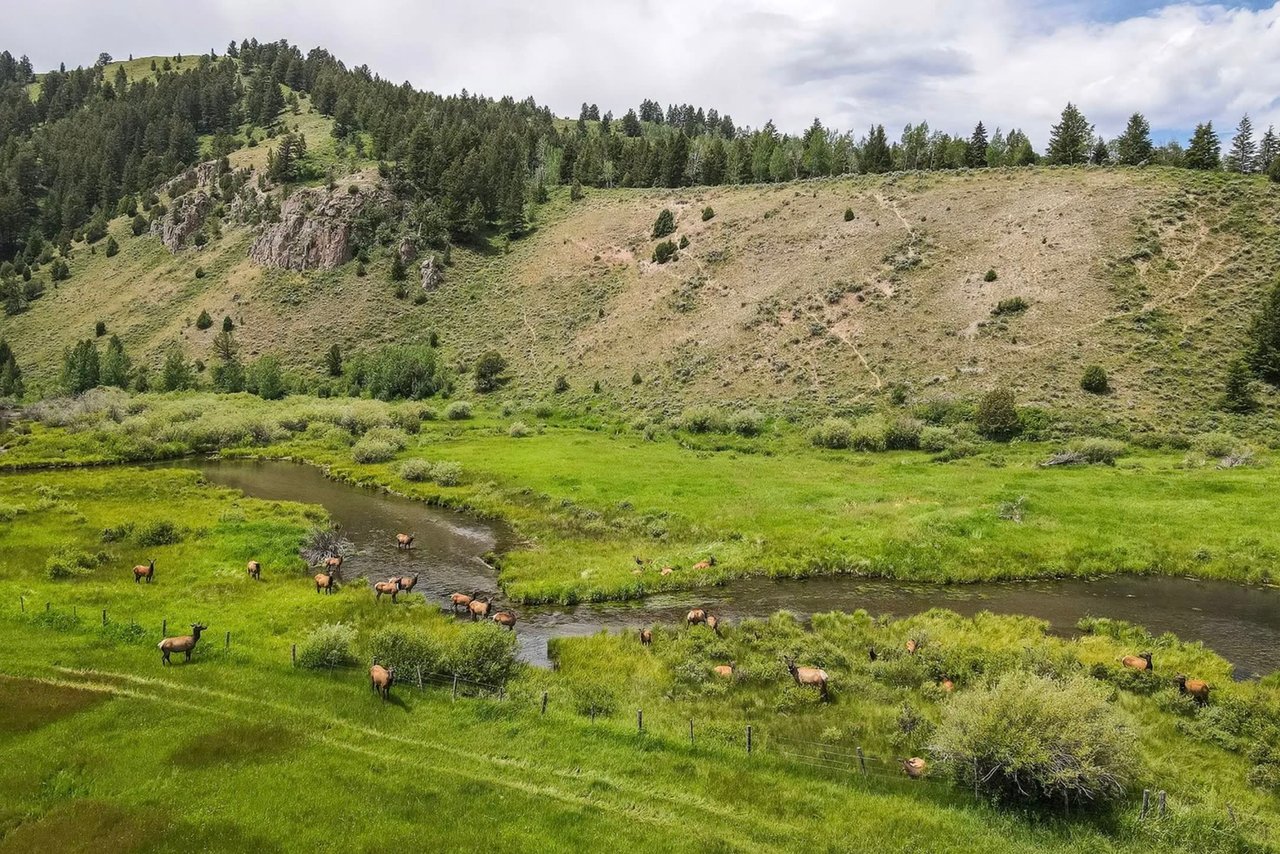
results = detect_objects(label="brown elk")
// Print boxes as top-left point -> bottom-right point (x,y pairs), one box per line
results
692,556 -> 717,571
660,566 -> 675,576
901,758 -> 928,779
395,574 -> 419,593
712,663 -> 735,679
686,608 -> 707,626
639,628 -> 653,646
395,533 -> 415,550
246,560 -> 261,580
133,559 -> 155,584
1173,674 -> 1210,705
314,572 -> 337,594
940,678 -> 955,693
159,623 -> 206,665
905,638 -> 921,655
370,663 -> 395,701
492,611 -> 517,630
374,580 -> 400,603
1121,651 -> 1153,672
468,598 -> 493,620
784,657 -> 830,701
706,614 -> 721,634
324,555 -> 344,578
450,592 -> 476,613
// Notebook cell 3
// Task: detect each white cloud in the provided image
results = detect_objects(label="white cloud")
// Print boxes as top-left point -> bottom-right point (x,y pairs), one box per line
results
9,0 -> 1280,144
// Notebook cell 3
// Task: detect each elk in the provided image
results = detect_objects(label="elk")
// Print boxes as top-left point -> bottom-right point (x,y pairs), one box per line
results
370,663 -> 395,701
868,647 -> 878,662
324,555 -> 344,578
686,608 -> 707,626
492,611 -> 517,630
901,758 -> 928,779
784,657 -> 830,701
712,663 -> 735,679
450,592 -> 476,613
246,560 -> 261,580
660,566 -> 675,576
1121,651 -> 1153,672
133,559 -> 155,584
159,623 -> 206,665
395,533 -> 415,550
706,614 -> 721,634
940,678 -> 955,693
1173,674 -> 1210,705
374,580 -> 400,603
468,597 -> 492,620
692,556 -> 717,571
314,571 -> 337,594
639,628 -> 653,646
395,574 -> 419,593
905,638 -> 921,655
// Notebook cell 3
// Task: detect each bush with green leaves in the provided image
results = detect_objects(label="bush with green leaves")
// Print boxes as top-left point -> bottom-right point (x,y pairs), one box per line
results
701,206 -> 715,222
679,405 -> 725,434
849,418 -> 887,452
1193,432 -> 1240,458
984,269 -> 998,282
367,624 -> 448,675
196,310 -> 213,330
297,623 -> 358,670
883,416 -> 923,450
651,208 -> 675,238
135,519 -> 181,546
930,673 -> 1135,807
398,458 -> 433,482
652,240 -> 677,264
508,420 -> 532,438
976,388 -> 1020,441
1072,437 -> 1127,464
918,425 -> 955,453
444,401 -> 472,420
843,207 -> 855,221
811,417 -> 853,449
351,436 -> 397,464
991,296 -> 1028,316
727,409 -> 765,437
430,461 -> 462,486
1080,364 -> 1109,394
46,547 -> 110,580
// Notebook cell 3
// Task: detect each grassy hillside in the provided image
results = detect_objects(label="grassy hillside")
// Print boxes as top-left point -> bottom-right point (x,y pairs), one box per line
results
3,148 -> 1278,429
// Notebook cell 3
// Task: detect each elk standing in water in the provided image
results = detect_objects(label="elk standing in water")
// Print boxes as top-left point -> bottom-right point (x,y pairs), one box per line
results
395,574 -> 419,593
784,657 -> 830,701
324,555 -> 344,578
639,628 -> 653,646
159,624 -> 206,665
314,571 -> 337,594
370,663 -> 395,701
450,592 -> 476,613
246,560 -> 261,580
133,560 -> 155,584
468,598 -> 493,620
686,609 -> 707,626
374,580 -> 400,603
1121,651 -> 1153,672
395,533 -> 415,550
492,611 -> 517,630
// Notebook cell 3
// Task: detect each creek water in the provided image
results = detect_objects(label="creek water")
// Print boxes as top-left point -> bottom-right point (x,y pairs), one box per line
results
174,458 -> 1280,676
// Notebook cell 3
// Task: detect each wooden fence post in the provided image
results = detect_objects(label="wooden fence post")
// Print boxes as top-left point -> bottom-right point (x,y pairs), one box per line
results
73,606 -> 77,618
19,595 -> 23,613
541,691 -> 548,715
689,719 -> 694,747
637,709 -> 643,733
1158,791 -> 1166,818
291,644 -> 297,666
746,725 -> 752,754
590,707 -> 596,724
101,609 -> 107,626
857,747 -> 866,776
973,757 -> 979,798
162,619 -> 167,637
225,631 -> 230,649
452,674 -> 458,700
45,601 -> 49,612
1141,789 -> 1150,820
417,667 -> 423,689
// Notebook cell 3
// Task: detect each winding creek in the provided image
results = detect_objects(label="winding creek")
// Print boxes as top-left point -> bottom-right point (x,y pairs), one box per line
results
176,458 -> 1280,677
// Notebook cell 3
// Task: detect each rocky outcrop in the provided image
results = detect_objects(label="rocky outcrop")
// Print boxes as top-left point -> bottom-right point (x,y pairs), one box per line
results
420,255 -> 444,291
249,184 -> 391,272
398,238 -> 417,263
150,191 -> 212,252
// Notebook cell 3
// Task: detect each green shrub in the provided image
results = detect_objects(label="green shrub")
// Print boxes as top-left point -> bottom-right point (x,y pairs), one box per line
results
448,621 -> 519,687
991,296 -> 1028,316
297,623 -> 358,670
680,406 -> 725,434
508,421 -> 532,438
367,624 -> 447,675
135,520 -> 181,546
976,388 -> 1020,441
553,375 -> 569,394
678,235 -> 690,249
431,461 -> 462,486
984,269 -> 998,282
363,426 -> 408,450
811,417 -> 853,449
104,236 -> 119,258
1193,432 -> 1240,458
931,673 -> 1135,807
398,458 -> 433,482
1071,437 -> 1127,464
701,206 -> 715,222
100,522 -> 134,542
651,208 -> 675,238
652,240 -> 677,264
727,409 -> 765,437
1081,365 -> 1109,393
46,547 -> 110,580
919,425 -> 955,453
195,310 -> 213,330
883,416 -> 923,450
444,401 -> 473,421
351,437 -> 397,464
849,418 -> 887,452
844,207 -> 855,221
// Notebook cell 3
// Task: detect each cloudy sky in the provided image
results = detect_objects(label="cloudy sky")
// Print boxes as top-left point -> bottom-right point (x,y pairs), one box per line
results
9,1 -> 1280,145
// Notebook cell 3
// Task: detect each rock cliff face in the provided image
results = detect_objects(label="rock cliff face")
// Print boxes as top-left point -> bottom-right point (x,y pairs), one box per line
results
420,255 -> 444,291
149,190 -> 212,251
248,184 -> 390,271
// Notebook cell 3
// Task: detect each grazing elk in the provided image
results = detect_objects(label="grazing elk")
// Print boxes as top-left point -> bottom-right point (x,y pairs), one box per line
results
901,758 -> 928,779
492,611 -> 517,630
692,556 -> 717,571
314,572 -> 337,594
159,623 -> 206,665
395,533 -> 415,550
395,574 -> 419,593
712,663 -> 735,679
905,638 -> 921,655
450,592 -> 476,613
246,560 -> 261,580
324,555 -> 344,578
686,608 -> 707,626
784,657 -> 830,701
468,598 -> 493,620
374,580 -> 401,603
1121,651 -> 1153,672
1173,674 -> 1211,705
660,566 -> 675,576
133,559 -> 155,584
706,614 -> 721,635
370,663 -> 395,701
639,628 -> 653,646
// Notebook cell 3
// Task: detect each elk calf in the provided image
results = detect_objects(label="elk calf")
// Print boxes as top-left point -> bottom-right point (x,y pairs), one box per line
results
396,574 -> 419,593
492,611 -> 517,630
468,598 -> 492,620
314,572 -> 337,594
374,580 -> 400,603
450,592 -> 475,613
639,628 -> 653,646
395,533 -> 415,550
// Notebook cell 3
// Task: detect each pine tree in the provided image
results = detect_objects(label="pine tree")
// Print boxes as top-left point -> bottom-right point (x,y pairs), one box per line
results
326,343 -> 343,377
105,236 -> 119,257
100,335 -> 131,388
390,253 -> 407,282
1226,114 -> 1256,173
621,109 -> 642,138
1186,123 -> 1221,171
1090,138 -> 1110,165
1248,280 -> 1280,385
967,121 -> 988,168
222,315 -> 234,332
860,125 -> 892,174
1259,125 -> 1278,174
1221,358 -> 1257,413
1115,113 -> 1153,165
161,348 -> 194,391
61,339 -> 100,393
1046,103 -> 1093,165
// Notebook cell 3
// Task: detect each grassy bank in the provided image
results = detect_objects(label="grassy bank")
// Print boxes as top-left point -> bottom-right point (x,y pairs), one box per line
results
4,391 -> 1279,603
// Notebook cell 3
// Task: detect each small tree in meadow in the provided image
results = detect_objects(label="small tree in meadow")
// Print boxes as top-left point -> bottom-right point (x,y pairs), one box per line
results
474,350 -> 509,392
651,208 -> 675,238
976,388 -> 1019,440
1080,365 -> 1109,394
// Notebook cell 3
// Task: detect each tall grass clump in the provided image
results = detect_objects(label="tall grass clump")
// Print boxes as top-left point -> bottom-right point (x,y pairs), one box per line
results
679,406 -> 725,434
351,436 -> 397,464
810,417 -> 853,449
727,409 -> 765,437
445,401 -> 473,421
297,623 -> 358,670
